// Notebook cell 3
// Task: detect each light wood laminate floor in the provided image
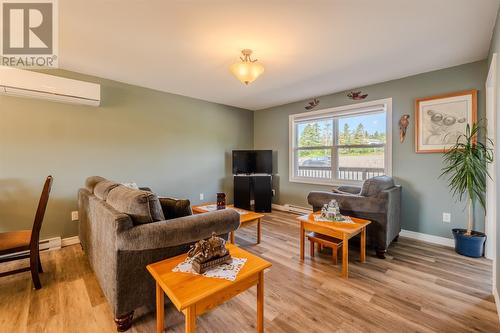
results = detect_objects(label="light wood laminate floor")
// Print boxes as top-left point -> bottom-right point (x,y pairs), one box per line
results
0,211 -> 499,332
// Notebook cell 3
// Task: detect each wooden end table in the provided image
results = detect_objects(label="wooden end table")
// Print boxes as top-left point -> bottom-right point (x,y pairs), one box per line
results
192,203 -> 265,244
297,213 -> 371,278
146,244 -> 272,333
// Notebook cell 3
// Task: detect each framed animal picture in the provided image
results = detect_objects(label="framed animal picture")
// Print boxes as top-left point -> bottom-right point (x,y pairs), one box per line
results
415,90 -> 477,153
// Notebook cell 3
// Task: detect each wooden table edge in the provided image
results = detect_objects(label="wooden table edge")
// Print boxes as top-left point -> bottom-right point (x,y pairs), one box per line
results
298,215 -> 371,233
192,203 -> 265,220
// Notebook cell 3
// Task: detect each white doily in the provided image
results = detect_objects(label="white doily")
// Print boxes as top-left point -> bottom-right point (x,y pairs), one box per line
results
314,215 -> 355,224
172,257 -> 247,281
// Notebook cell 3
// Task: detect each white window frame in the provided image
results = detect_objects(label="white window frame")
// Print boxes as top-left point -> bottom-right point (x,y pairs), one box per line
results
289,98 -> 392,186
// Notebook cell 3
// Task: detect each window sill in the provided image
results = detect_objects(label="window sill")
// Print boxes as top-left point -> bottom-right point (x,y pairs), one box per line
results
289,177 -> 363,187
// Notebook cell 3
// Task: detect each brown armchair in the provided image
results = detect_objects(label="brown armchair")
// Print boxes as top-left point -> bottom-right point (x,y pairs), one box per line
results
307,176 -> 401,258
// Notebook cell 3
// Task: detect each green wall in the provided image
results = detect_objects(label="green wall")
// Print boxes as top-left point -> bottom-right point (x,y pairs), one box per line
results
254,60 -> 488,239
487,5 -> 500,300
0,70 -> 253,239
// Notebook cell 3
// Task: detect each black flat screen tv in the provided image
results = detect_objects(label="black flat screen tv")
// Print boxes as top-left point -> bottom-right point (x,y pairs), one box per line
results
232,150 -> 272,175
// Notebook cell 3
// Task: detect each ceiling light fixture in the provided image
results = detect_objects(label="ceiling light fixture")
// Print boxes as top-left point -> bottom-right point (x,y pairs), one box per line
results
230,49 -> 264,85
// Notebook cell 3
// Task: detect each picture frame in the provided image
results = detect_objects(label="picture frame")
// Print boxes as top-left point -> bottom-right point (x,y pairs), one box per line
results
415,89 -> 477,153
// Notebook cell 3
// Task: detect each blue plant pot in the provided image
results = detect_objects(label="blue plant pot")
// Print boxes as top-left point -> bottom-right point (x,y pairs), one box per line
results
452,228 -> 486,258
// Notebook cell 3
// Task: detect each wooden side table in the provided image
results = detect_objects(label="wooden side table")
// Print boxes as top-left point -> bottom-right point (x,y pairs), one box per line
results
192,203 -> 265,244
298,213 -> 371,278
146,244 -> 272,333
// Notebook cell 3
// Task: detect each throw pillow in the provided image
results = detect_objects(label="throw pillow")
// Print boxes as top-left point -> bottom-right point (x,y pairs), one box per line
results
159,197 -> 192,219
106,185 -> 165,225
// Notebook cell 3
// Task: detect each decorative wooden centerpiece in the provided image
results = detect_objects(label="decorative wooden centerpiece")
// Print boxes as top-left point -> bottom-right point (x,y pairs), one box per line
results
187,232 -> 232,274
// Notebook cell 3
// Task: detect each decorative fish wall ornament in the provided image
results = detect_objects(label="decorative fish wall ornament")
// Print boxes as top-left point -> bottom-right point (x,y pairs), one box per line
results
347,91 -> 368,100
305,98 -> 320,110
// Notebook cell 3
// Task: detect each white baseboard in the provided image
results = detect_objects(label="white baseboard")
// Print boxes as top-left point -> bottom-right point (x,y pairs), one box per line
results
0,235 -> 80,261
272,203 -> 311,214
400,229 -> 454,248
0,236 -> 62,260
40,237 -> 62,251
40,235 -> 80,250
271,203 -> 287,211
61,236 -> 80,247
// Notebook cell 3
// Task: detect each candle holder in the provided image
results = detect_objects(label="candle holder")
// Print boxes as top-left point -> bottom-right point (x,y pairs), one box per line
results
216,193 -> 226,210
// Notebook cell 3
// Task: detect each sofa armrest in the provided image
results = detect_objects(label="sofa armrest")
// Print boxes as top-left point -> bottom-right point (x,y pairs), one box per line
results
335,185 -> 362,195
308,191 -> 339,210
308,191 -> 385,214
116,209 -> 240,251
378,186 -> 402,236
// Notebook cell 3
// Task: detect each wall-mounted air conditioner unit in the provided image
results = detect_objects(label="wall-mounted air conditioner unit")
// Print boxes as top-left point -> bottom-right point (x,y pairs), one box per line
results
0,66 -> 101,106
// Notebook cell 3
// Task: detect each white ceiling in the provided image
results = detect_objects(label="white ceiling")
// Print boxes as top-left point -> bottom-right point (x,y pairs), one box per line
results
59,0 -> 499,110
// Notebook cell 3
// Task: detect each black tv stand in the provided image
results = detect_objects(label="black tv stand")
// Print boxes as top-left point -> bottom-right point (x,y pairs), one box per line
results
234,174 -> 272,212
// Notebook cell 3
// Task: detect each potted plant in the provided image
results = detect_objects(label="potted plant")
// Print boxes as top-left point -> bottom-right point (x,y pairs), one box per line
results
440,122 -> 493,257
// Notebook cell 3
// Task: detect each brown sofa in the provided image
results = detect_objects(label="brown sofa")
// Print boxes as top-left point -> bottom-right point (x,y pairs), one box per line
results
78,176 -> 240,331
307,176 -> 401,258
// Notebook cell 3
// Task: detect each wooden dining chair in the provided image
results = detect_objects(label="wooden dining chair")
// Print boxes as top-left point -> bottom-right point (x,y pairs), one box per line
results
0,175 -> 53,290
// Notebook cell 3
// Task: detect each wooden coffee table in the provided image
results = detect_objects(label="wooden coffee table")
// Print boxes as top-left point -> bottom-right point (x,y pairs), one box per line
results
147,244 -> 272,333
297,213 -> 371,278
192,203 -> 265,244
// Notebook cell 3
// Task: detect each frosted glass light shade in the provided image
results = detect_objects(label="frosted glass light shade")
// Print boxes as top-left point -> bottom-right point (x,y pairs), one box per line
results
230,61 -> 264,85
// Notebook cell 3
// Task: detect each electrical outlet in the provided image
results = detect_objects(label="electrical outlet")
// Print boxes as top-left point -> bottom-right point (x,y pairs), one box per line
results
71,211 -> 79,221
442,212 -> 451,223
272,189 -> 276,197
199,193 -> 204,200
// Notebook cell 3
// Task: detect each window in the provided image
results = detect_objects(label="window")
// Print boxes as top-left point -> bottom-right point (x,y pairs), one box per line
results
289,99 -> 392,185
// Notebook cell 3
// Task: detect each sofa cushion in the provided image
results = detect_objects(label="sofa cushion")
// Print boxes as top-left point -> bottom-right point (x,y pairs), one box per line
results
159,197 -> 192,219
106,185 -> 165,225
85,176 -> 107,193
94,180 -> 120,200
360,176 -> 395,197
